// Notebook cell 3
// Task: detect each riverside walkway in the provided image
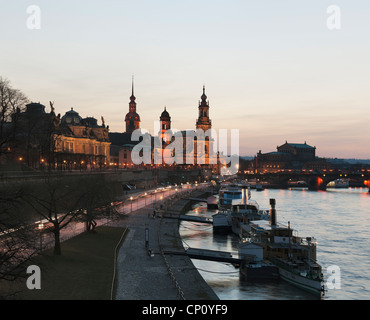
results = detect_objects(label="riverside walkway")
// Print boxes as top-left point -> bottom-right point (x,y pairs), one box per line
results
114,188 -> 219,300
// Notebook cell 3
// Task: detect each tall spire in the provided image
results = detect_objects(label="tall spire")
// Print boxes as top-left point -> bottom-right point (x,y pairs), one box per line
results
201,84 -> 207,103
130,75 -> 136,101
125,76 -> 140,133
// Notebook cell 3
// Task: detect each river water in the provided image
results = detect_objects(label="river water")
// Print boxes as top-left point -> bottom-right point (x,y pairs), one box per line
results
179,187 -> 370,300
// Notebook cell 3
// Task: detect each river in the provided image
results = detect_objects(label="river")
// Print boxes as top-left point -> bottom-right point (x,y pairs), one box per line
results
179,187 -> 370,300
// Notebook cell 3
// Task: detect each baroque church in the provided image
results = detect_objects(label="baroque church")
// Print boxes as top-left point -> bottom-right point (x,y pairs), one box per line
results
109,80 -> 216,169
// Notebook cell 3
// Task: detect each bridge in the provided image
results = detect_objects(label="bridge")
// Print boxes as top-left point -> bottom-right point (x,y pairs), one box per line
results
163,248 -> 242,265
239,171 -> 370,191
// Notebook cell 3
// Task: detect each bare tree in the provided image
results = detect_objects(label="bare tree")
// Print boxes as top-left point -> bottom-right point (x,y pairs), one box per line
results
78,175 -> 122,233
22,175 -> 84,255
0,77 -> 29,160
0,184 -> 39,286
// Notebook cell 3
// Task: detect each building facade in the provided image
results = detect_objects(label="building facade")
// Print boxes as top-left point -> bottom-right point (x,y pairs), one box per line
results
4,102 -> 110,169
253,141 -> 330,172
55,108 -> 110,169
111,84 -> 217,170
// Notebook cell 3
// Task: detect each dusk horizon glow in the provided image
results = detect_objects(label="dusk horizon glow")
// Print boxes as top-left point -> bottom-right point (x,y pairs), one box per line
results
1,0 -> 370,159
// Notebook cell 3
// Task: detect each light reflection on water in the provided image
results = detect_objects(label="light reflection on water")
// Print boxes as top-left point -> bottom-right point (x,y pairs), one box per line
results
179,187 -> 370,300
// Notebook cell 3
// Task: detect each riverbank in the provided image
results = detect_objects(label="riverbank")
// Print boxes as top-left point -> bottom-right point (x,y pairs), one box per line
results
0,185 -> 219,300
114,191 -> 219,300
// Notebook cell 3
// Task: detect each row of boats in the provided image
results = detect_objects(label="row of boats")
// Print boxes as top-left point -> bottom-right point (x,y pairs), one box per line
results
209,182 -> 325,297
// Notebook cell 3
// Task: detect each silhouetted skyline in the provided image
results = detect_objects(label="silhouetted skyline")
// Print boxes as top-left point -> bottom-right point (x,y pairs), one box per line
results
1,0 -> 370,158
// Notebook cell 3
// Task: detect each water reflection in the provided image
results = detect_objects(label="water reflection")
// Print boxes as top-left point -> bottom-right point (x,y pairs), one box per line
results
179,188 -> 370,300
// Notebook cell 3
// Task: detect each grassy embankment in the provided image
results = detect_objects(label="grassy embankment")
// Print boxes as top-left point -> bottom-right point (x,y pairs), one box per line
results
2,226 -> 128,300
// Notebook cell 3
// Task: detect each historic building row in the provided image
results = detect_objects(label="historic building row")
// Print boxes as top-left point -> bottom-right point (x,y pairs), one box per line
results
1,102 -> 110,170
1,81 -> 218,171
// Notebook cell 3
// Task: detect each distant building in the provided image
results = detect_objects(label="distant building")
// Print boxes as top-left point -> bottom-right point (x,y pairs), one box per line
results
254,141 -> 331,172
277,141 -> 316,162
4,102 -> 59,168
55,108 -> 110,169
4,102 -> 110,169
109,78 -> 145,168
110,84 -> 217,170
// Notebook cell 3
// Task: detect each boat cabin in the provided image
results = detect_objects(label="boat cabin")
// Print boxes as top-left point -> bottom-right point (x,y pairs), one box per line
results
249,220 -> 317,261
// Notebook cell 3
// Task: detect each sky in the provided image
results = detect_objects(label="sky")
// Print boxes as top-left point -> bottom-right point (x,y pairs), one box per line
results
1,0 -> 370,159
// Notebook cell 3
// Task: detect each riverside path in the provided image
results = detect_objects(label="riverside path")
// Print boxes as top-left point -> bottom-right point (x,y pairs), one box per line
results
114,187 -> 219,300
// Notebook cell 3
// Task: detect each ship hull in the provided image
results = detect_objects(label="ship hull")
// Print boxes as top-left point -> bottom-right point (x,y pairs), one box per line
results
277,266 -> 324,297
240,264 -> 279,281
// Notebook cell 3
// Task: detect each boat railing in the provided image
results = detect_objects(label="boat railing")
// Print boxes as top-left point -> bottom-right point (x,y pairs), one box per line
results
299,236 -> 318,246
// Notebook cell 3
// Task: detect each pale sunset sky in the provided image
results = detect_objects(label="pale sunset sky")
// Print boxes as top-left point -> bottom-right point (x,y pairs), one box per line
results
1,0 -> 370,158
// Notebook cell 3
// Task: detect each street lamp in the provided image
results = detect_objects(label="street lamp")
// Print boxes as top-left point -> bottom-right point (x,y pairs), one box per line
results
130,196 -> 133,213
144,192 -> 147,206
38,222 -> 44,250
160,195 -> 163,214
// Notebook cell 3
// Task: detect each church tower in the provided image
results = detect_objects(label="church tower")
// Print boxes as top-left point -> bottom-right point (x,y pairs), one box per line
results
196,85 -> 212,132
125,77 -> 141,134
160,107 -> 171,134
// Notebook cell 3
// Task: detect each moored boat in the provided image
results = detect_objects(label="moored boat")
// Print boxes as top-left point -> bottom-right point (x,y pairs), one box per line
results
218,182 -> 244,210
244,199 -> 325,297
213,185 -> 269,234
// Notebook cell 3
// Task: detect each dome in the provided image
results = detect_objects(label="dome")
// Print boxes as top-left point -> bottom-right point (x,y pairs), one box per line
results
61,108 -> 82,125
160,107 -> 170,120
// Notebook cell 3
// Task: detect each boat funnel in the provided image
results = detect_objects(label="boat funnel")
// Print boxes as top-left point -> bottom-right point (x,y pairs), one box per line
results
270,198 -> 277,226
241,186 -> 248,205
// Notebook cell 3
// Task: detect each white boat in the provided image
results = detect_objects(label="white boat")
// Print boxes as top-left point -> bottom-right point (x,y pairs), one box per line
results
244,199 -> 325,297
269,256 -> 324,296
213,185 -> 269,234
218,182 -> 244,210
230,198 -> 270,236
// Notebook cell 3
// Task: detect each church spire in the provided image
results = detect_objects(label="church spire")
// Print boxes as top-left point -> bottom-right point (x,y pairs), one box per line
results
130,75 -> 136,101
125,76 -> 140,134
201,84 -> 208,104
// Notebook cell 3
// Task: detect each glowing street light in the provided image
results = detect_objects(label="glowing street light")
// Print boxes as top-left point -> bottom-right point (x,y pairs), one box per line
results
38,222 -> 44,250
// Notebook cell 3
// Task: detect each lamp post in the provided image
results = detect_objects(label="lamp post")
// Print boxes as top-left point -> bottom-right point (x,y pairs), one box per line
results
130,196 -> 133,213
38,222 -> 44,250
160,195 -> 163,215
144,192 -> 147,206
